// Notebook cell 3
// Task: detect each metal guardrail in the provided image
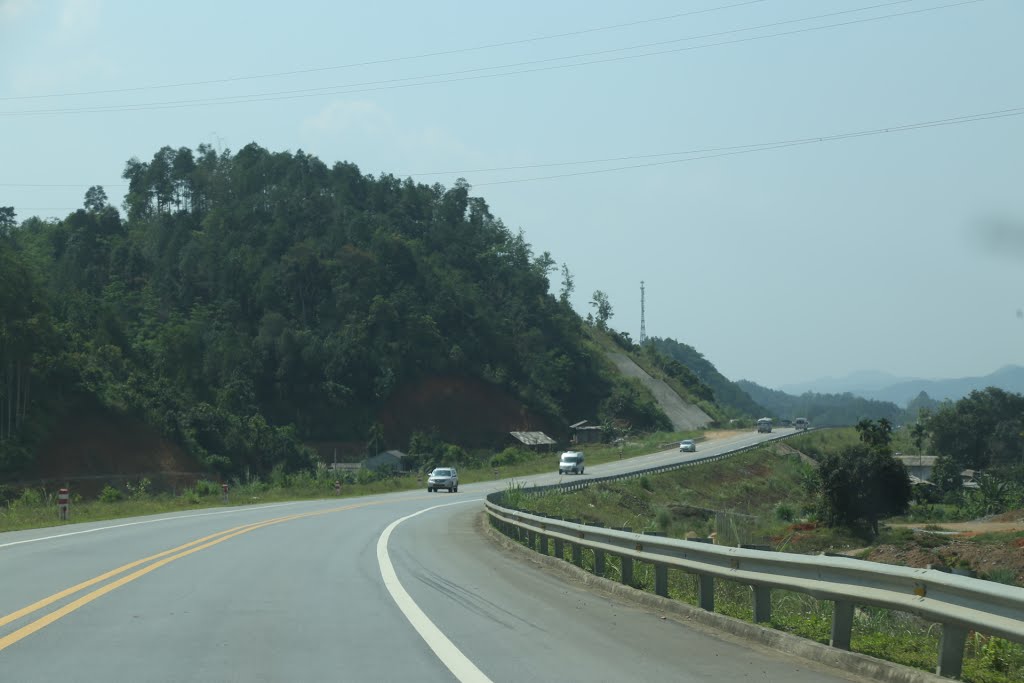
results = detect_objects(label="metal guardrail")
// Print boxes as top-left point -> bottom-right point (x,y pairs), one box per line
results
485,432 -> 1024,679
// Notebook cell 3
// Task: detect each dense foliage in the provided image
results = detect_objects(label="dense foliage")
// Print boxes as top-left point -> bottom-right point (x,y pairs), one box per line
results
924,388 -> 1024,474
0,144 -> 685,477
736,379 -> 904,426
815,419 -> 911,535
646,336 -> 764,417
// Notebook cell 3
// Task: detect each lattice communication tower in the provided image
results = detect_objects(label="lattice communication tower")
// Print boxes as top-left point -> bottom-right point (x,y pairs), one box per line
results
640,280 -> 646,344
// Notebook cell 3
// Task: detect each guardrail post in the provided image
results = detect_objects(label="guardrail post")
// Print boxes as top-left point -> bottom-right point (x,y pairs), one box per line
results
654,563 -> 668,597
620,527 -> 633,587
538,533 -> 549,556
830,600 -> 854,650
569,520 -> 583,567
752,586 -> 771,623
936,624 -> 967,679
644,532 -> 668,597
593,523 -> 606,576
553,535 -> 564,559
739,545 -> 772,622
526,529 -> 535,550
698,574 -> 714,611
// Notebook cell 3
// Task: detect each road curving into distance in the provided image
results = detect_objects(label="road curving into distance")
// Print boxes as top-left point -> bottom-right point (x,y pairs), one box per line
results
1,429 -> 873,682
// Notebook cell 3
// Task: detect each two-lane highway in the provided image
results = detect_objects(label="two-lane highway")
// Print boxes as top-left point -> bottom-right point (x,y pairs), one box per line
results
1,429 -> 871,682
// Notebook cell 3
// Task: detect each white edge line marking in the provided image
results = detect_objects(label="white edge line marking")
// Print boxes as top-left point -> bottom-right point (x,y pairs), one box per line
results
0,501 -> 303,549
377,499 -> 493,683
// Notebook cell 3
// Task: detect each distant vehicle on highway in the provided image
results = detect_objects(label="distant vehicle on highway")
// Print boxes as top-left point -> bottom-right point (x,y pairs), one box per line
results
427,467 -> 458,492
794,417 -> 810,431
679,439 -> 696,452
757,417 -> 773,433
558,451 -> 585,475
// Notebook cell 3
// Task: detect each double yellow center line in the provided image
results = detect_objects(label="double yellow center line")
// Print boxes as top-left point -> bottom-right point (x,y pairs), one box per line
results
0,499 -> 394,652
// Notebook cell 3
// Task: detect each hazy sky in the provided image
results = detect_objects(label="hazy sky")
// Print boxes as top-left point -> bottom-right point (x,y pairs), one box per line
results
2,0 -> 1021,389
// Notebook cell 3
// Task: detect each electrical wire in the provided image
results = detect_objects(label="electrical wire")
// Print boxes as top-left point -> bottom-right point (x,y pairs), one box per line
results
0,0 -> 768,101
73,1 -> 919,110
6,106 -> 1019,198
0,183 -> 127,188
471,107 -> 1024,186
0,0 -> 981,117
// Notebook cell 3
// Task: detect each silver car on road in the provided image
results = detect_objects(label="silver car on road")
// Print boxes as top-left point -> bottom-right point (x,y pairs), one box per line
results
427,467 -> 458,492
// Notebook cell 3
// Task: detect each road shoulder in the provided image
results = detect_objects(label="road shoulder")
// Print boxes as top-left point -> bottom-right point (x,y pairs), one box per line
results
476,511 -> 946,683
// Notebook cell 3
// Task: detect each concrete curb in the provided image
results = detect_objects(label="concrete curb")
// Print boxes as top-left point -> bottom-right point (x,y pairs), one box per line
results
478,512 -> 947,683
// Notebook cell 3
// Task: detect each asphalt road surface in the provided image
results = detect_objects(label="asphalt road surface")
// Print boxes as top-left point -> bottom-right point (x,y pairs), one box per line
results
1,429 -> 870,682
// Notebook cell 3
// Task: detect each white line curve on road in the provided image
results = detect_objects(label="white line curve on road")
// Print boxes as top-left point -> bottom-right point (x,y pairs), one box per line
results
377,498 -> 493,683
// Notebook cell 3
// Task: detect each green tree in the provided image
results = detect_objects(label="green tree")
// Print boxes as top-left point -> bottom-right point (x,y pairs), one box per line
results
0,207 -> 14,238
926,388 -> 1024,472
856,418 -> 893,453
966,474 -> 1011,516
2,142 -> 679,481
910,420 -> 928,454
932,454 -> 963,495
817,443 -> 911,536
559,263 -> 574,304
83,186 -> 108,212
589,290 -> 613,330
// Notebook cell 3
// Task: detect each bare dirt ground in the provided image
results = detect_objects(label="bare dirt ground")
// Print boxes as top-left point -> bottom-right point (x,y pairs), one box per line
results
891,514 -> 1024,534
703,429 -> 748,441
868,510 -> 1024,585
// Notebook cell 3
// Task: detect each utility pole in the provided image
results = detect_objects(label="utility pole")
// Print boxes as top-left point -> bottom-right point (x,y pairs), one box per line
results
640,280 -> 647,345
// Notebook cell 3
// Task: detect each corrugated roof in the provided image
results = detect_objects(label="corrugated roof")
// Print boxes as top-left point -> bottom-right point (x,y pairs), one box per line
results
510,431 -> 556,446
896,455 -> 938,466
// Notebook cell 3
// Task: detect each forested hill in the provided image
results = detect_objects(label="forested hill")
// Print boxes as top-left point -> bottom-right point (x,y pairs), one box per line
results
736,380 -> 904,426
646,337 -> 764,418
0,143 -> 700,478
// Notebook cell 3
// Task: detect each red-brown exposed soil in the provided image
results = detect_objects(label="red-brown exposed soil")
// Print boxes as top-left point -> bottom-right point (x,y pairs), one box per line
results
26,408 -> 204,495
863,512 -> 1024,585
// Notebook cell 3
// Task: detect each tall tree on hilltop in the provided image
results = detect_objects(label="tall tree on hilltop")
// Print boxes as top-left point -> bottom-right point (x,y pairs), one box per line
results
0,207 -> 14,238
589,290 -> 613,330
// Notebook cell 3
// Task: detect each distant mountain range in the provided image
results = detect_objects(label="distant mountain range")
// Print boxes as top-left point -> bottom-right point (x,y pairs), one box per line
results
779,365 -> 1024,406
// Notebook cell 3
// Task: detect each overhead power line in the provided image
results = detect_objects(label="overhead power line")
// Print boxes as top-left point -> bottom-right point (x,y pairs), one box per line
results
0,0 -> 768,101
0,183 -> 127,188
6,106 -> 1019,197
0,0 -> 982,117
471,107 -> 1024,186
104,0 -> 920,110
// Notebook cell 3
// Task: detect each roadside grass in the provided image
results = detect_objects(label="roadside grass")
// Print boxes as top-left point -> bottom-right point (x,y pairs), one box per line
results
0,473 -> 424,533
787,425 -> 928,461
964,530 -> 1024,545
889,503 -> 970,524
501,443 -> 1024,683
0,430 -> 701,533
785,428 -> 861,461
517,448 -> 816,545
